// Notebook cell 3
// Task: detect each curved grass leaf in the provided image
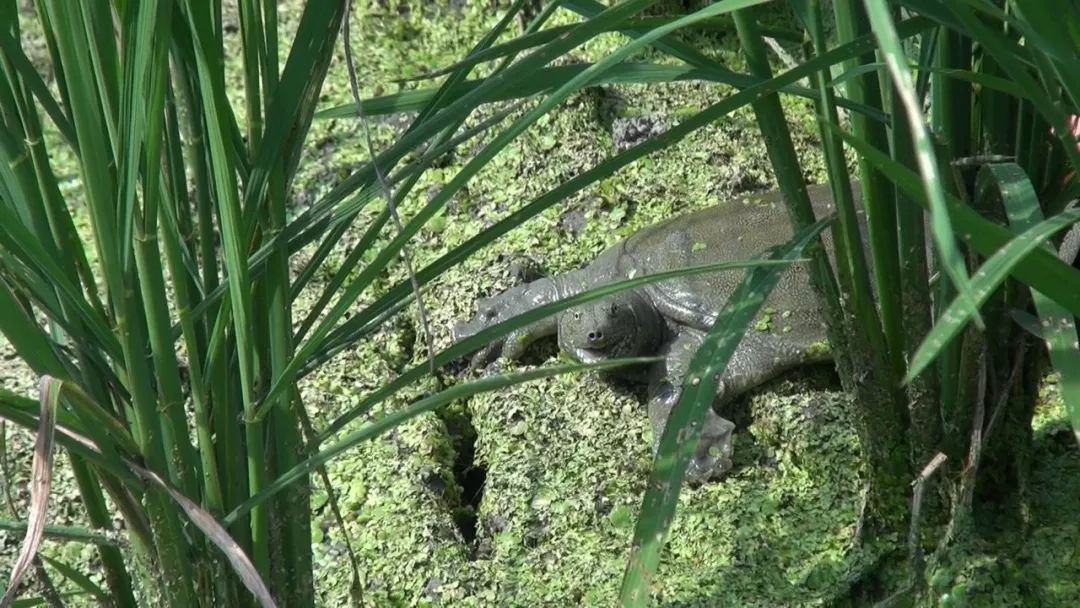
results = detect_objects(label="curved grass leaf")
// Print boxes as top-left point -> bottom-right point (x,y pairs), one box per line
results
799,2 -> 894,384
318,60 -> 890,125
1,378 -> 59,608
241,1 -> 347,228
563,0 -> 890,123
289,11 -> 925,276
285,0 -> 665,251
10,595 -> 87,608
188,16 -> 933,354
315,63 -> 710,120
958,0 -> 1080,70
0,521 -> 119,547
620,215 -> 833,606
0,386 -> 139,488
905,171 -> 1080,383
992,164 -> 1080,437
0,280 -> 70,379
390,18 -> 678,84
225,356 -> 662,527
937,1 -> 1080,175
828,63 -> 1028,103
54,381 -> 139,460
0,203 -> 120,360
129,464 -> 277,608
828,123 -> 1080,317
290,102 -> 526,336
292,0 -> 542,359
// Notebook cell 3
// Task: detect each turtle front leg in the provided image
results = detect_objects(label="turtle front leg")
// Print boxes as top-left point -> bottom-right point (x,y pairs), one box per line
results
647,328 -> 736,485
648,326 -> 828,483
453,277 -> 564,369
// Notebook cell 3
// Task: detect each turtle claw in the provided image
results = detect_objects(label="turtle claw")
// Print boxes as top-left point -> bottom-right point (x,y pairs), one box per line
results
684,457 -> 727,486
684,417 -> 735,485
646,377 -> 736,485
465,345 -> 496,374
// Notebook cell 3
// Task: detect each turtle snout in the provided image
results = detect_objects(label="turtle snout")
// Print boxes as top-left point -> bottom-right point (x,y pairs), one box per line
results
587,329 -> 605,346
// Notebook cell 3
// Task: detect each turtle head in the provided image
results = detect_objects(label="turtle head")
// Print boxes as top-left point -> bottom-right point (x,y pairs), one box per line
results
558,291 -> 663,363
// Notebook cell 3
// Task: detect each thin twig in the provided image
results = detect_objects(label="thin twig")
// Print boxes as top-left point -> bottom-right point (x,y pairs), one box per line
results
875,453 -> 947,608
949,333 -> 1026,540
341,0 -> 437,375
908,454 -> 947,585
984,335 -> 1028,441
291,392 -> 365,607
763,36 -> 799,71
850,477 -> 871,547
957,345 -> 988,514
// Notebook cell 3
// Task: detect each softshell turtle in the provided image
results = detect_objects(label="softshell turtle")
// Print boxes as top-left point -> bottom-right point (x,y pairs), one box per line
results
454,183 -> 862,483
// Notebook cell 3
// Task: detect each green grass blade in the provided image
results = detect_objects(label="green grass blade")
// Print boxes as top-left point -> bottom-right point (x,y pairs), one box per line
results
997,164 -> 1080,439
311,16 -> 934,365
289,102 -> 520,322
280,0 -> 655,228
38,2 -> 121,288
284,0 -> 683,241
863,0 -> 981,328
0,28 -> 75,145
833,0 -> 907,380
620,215 -> 833,606
177,4 -> 261,531
562,0 -> 891,122
125,0 -> 202,500
256,0 -> 768,421
0,389 -> 138,487
1008,4 -> 1080,115
0,521 -> 119,547
0,194 -> 121,361
803,1 -> 895,381
319,256 -> 803,441
286,9 -> 532,316
224,356 -> 660,528
316,61 -> 889,125
241,1 -> 346,230
37,555 -> 110,605
57,381 -> 140,460
0,280 -> 70,378
939,1 -> 1080,174
291,0 -> 537,346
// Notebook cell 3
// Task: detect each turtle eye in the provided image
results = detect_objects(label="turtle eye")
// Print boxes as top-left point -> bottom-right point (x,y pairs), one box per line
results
573,311 -> 581,320
609,302 -> 619,314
